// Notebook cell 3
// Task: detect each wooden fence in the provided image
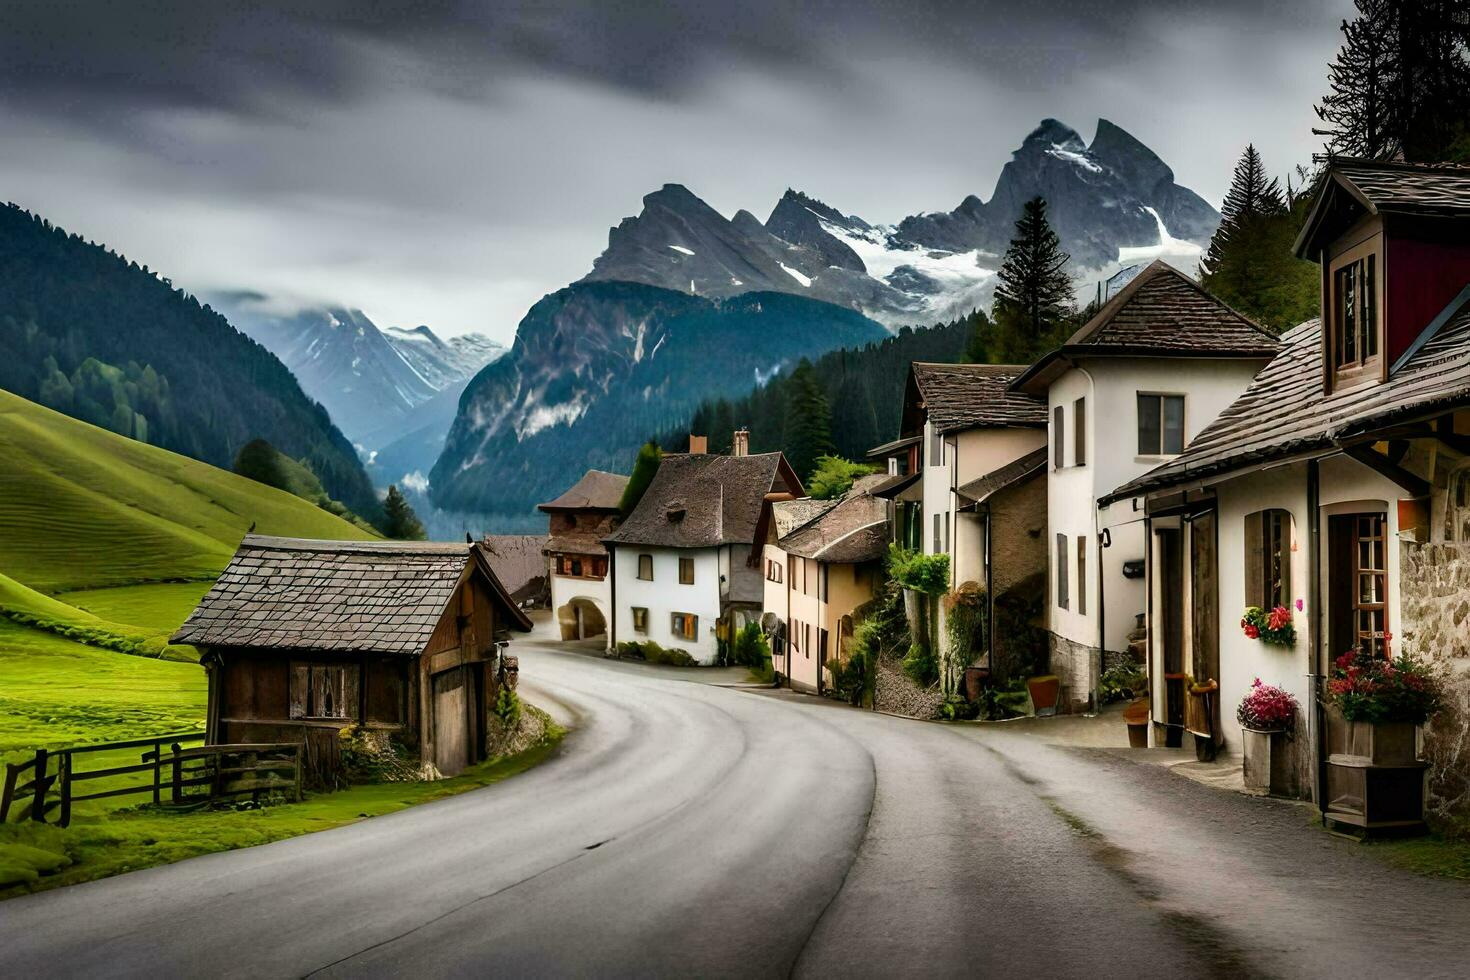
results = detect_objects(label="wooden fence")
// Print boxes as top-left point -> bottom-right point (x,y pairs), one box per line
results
1,734 -> 302,827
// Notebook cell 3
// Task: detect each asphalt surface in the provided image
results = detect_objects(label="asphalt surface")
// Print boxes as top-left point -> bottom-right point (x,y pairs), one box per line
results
2,635 -> 1469,979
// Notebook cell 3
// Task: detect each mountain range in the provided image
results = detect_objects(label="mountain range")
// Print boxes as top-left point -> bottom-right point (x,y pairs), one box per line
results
210,292 -> 506,456
429,117 -> 1218,520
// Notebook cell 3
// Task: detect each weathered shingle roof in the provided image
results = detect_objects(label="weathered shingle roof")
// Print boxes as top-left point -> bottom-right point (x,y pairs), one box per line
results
1104,289 -> 1470,504
779,490 -> 888,564
910,363 -> 1047,433
604,452 -> 799,549
481,534 -> 550,603
1012,261 -> 1281,394
171,535 -> 531,653
772,497 -> 837,538
1295,159 -> 1470,258
537,470 -> 628,512
956,447 -> 1048,506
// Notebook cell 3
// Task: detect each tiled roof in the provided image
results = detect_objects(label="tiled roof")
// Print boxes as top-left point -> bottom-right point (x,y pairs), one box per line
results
911,363 -> 1047,433
956,447 -> 1048,506
779,490 -> 888,564
604,452 -> 797,549
545,531 -> 610,557
1012,261 -> 1280,394
1104,289 -> 1470,503
171,535 -> 530,653
537,469 -> 629,512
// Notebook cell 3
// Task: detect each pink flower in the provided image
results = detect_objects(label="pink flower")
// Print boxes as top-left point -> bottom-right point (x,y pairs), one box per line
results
1244,624 -> 1260,639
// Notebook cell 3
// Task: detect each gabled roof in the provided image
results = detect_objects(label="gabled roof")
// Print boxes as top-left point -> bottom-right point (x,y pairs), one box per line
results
481,534 -> 550,603
171,535 -> 532,653
1011,261 -> 1281,395
771,497 -> 837,538
956,447 -> 1048,507
1104,286 -> 1470,504
604,452 -> 802,549
904,363 -> 1047,434
866,434 -> 920,459
778,490 -> 888,564
537,469 -> 629,512
1295,159 -> 1470,258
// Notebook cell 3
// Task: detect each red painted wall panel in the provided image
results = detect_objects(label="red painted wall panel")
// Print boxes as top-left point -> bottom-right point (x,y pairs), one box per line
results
1385,234 -> 1470,363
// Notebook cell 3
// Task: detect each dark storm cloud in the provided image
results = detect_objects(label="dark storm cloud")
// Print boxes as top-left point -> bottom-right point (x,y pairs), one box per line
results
3,0 -> 1337,120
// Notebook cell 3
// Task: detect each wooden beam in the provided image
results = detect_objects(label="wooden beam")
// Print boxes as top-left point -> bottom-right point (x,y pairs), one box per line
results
1344,445 -> 1431,497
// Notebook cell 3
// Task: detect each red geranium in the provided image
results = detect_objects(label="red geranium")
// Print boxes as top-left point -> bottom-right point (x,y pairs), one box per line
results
1240,605 -> 1295,647
1326,648 -> 1443,724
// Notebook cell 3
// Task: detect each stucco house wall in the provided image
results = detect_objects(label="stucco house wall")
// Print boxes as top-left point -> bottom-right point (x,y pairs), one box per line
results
549,571 -> 612,644
612,545 -> 723,664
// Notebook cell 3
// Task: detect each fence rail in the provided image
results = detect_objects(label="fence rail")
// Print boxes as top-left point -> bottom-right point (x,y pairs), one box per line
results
2,734 -> 302,826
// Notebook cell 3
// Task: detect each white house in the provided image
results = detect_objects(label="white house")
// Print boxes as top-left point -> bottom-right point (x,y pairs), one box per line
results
538,469 -> 628,644
1107,161 -> 1470,827
1011,260 -> 1282,712
605,448 -> 802,665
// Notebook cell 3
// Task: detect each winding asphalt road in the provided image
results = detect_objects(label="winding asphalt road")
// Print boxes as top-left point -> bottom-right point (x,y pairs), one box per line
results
2,634 -> 1468,978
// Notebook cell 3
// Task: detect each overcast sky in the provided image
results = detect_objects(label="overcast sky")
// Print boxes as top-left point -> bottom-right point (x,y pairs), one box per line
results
1,1 -> 1353,340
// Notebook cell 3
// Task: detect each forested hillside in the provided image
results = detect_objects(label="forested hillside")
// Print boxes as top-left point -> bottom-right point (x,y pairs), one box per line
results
0,206 -> 379,519
654,313 -> 976,468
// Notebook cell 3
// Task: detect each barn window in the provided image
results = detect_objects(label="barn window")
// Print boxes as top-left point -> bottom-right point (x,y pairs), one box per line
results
1446,461 -> 1470,543
671,612 -> 699,640
679,557 -> 695,584
632,607 -> 648,633
637,554 -> 654,580
290,663 -> 360,720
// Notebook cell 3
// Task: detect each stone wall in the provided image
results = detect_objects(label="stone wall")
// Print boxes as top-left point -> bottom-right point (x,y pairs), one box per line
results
1399,539 -> 1470,831
1046,631 -> 1098,714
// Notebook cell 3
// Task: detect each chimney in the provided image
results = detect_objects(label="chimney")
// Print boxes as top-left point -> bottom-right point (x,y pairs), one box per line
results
688,434 -> 708,455
732,428 -> 749,457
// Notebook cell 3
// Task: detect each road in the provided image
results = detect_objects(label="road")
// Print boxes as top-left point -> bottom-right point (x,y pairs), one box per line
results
2,634 -> 1468,979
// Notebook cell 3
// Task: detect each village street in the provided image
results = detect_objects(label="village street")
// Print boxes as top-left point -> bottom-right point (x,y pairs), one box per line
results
1,633 -> 1468,979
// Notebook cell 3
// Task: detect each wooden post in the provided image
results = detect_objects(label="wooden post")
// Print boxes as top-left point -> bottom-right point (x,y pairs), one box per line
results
31,748 -> 48,822
171,743 -> 183,804
152,740 -> 162,806
1,761 -> 19,822
58,752 -> 72,828
292,744 -> 303,803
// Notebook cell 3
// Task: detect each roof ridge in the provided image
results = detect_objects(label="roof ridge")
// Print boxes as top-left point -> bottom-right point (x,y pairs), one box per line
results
813,518 -> 889,561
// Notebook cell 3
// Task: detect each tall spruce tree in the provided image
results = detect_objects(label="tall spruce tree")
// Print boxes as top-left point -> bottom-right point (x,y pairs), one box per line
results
782,359 -> 835,483
382,485 -> 426,540
992,197 -> 1073,362
619,441 -> 662,515
1317,0 -> 1470,162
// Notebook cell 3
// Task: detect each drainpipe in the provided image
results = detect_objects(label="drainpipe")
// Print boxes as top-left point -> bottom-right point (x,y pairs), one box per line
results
1307,458 -> 1326,816
1094,507 -> 1105,716
985,505 -> 995,673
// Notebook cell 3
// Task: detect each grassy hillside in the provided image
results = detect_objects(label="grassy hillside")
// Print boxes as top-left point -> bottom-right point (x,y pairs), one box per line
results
0,388 -> 375,593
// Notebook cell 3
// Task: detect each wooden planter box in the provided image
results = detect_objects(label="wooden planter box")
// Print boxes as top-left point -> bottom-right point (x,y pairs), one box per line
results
1324,707 -> 1427,837
1242,728 -> 1298,797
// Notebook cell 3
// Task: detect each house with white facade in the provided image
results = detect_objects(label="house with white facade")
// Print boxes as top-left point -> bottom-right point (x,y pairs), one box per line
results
1011,260 -> 1281,712
605,448 -> 802,665
761,477 -> 889,694
1107,161 -> 1470,831
538,469 -> 628,644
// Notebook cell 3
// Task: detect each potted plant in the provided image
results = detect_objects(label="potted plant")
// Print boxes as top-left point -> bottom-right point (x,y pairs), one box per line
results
1235,679 -> 1300,796
1239,605 -> 1296,647
1322,647 -> 1444,835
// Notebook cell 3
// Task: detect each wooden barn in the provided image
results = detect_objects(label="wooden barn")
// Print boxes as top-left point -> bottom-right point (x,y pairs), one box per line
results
172,535 -> 533,781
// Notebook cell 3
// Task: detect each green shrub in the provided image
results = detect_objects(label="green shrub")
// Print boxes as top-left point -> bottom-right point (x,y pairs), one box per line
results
617,640 -> 698,667
937,695 -> 979,721
1100,660 -> 1147,704
902,642 -> 937,687
732,622 -> 771,670
493,686 -> 522,728
886,545 -> 950,596
807,455 -> 878,500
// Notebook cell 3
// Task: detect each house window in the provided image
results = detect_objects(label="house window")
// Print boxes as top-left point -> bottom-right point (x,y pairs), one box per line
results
818,628 -> 829,665
1245,509 -> 1293,609
1073,397 -> 1087,466
1077,537 -> 1087,615
637,554 -> 654,580
1138,394 -> 1185,456
679,557 -> 695,585
570,558 -> 583,577
933,513 -> 942,552
929,427 -> 944,467
1354,514 -> 1389,657
766,559 -> 783,583
290,663 -> 359,720
671,612 -> 698,640
1331,251 -> 1379,378
632,606 -> 649,633
817,566 -> 828,603
806,623 -> 813,658
1446,461 -> 1470,543
1053,405 -> 1065,470
791,618 -> 801,655
1056,533 -> 1069,610
593,558 -> 607,578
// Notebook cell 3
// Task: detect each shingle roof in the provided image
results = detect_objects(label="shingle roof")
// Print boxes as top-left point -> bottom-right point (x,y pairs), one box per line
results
910,363 -> 1047,433
604,452 -> 798,549
171,535 -> 531,653
956,447 -> 1048,506
1104,289 -> 1470,504
772,497 -> 837,538
481,534 -> 550,603
1295,159 -> 1470,258
778,491 -> 888,564
537,469 -> 629,512
1011,261 -> 1281,394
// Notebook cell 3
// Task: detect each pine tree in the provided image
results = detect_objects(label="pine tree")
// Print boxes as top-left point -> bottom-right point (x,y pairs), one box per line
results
619,441 -> 662,515
992,198 -> 1073,362
1316,1 -> 1399,159
782,359 -> 835,483
382,485 -> 426,540
1201,145 -> 1285,286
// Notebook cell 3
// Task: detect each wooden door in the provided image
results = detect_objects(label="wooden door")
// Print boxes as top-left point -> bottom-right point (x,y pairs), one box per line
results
1327,512 -> 1389,659
1190,511 -> 1219,685
432,668 -> 470,776
1156,528 -> 1186,732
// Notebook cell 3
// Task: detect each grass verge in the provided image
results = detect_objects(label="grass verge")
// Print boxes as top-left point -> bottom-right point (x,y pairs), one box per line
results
1361,833 -> 1470,881
1,710 -> 566,899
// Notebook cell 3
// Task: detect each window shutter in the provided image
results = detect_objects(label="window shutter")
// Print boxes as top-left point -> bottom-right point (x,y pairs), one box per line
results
1244,511 -> 1264,608
290,663 -> 308,719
